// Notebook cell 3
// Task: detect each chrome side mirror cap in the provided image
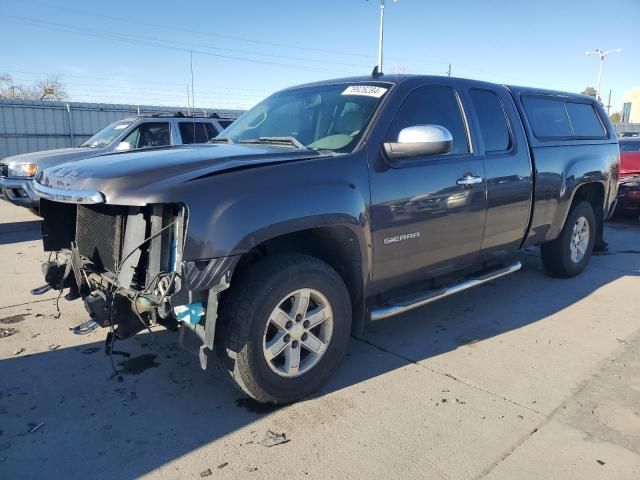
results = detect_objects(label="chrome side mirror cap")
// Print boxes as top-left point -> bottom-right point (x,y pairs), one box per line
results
383,125 -> 453,165
115,141 -> 132,152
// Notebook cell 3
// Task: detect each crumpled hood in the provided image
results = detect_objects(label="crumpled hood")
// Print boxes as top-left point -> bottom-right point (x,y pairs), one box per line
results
36,144 -> 330,205
2,147 -> 108,170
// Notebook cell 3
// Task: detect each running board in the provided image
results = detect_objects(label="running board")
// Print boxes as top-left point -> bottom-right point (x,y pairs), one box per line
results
370,261 -> 522,321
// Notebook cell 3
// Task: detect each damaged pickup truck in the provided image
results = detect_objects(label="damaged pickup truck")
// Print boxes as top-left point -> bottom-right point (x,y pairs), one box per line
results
32,75 -> 619,404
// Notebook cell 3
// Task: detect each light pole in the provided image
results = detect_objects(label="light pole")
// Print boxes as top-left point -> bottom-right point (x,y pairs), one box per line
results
374,0 -> 398,74
585,48 -> 621,101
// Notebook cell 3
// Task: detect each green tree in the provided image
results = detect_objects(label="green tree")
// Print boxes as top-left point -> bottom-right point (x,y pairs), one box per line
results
609,112 -> 621,124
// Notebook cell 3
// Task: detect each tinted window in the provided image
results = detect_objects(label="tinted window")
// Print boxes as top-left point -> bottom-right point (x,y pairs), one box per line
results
122,122 -> 171,149
179,122 -> 216,144
470,89 -> 511,153
387,85 -> 469,154
205,123 -> 218,139
522,96 -> 573,138
218,120 -> 234,129
565,102 -> 606,138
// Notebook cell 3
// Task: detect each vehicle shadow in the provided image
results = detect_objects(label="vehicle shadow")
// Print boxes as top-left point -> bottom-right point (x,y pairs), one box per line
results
1,223 -> 638,479
0,220 -> 41,245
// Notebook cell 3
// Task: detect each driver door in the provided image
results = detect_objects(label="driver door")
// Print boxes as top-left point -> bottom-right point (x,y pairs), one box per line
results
369,84 -> 487,290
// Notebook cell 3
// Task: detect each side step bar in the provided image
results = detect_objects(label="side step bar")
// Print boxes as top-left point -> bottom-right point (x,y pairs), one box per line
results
370,261 -> 522,321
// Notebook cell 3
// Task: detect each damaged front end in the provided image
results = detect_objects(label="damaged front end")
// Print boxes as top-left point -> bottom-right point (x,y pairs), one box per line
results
36,197 -> 233,370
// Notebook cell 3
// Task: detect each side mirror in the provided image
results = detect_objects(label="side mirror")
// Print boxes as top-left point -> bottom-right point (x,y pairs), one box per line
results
115,141 -> 131,152
383,125 -> 453,165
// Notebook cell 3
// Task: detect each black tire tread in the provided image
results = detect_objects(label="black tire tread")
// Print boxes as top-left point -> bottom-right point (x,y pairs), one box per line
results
541,201 -> 596,278
216,253 -> 351,403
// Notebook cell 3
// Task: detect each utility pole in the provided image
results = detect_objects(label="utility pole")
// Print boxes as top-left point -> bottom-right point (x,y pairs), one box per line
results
447,63 -> 452,77
606,89 -> 612,116
585,48 -> 622,101
374,0 -> 397,74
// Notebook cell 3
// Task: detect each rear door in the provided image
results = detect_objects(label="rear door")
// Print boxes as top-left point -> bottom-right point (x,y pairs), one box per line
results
369,84 -> 487,289
466,87 -> 533,257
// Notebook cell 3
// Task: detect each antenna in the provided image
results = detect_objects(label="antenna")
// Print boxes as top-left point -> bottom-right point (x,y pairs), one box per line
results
185,83 -> 191,115
190,50 -> 196,114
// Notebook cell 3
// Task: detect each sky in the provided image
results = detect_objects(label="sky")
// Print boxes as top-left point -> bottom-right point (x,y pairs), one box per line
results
0,0 -> 638,113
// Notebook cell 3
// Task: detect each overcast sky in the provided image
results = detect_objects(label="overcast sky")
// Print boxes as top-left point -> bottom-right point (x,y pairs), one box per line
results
1,0 -> 638,112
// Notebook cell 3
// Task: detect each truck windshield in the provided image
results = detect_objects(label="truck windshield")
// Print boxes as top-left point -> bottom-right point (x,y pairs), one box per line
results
220,83 -> 390,152
81,120 -> 133,148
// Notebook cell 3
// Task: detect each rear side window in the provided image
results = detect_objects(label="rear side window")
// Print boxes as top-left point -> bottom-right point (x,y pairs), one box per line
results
522,95 -> 607,140
469,89 -> 511,153
522,96 -> 573,138
565,102 -> 606,138
179,122 -> 216,144
218,120 -> 234,129
387,85 -> 469,155
205,123 -> 219,138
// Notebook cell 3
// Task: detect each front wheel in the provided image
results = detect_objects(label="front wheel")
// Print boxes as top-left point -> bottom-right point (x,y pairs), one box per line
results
216,254 -> 352,404
541,201 -> 596,278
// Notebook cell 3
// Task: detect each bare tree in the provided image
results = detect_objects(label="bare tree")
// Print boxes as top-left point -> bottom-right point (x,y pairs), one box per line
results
581,86 -> 598,98
0,73 -> 69,101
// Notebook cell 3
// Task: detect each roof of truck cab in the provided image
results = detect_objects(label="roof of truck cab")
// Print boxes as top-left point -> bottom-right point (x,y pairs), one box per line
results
282,74 -> 594,102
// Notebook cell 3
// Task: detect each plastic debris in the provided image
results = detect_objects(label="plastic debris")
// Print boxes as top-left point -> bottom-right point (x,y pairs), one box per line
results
28,422 -> 45,433
0,327 -> 17,339
261,430 -> 289,447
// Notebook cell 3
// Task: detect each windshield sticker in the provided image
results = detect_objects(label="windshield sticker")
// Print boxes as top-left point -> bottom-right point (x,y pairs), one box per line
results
342,85 -> 388,98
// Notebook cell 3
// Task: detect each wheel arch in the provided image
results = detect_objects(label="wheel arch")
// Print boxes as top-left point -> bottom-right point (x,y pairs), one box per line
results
228,225 -> 367,335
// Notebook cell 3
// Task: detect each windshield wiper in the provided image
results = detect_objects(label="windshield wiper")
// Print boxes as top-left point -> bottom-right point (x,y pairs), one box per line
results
238,136 -> 307,150
209,137 -> 234,144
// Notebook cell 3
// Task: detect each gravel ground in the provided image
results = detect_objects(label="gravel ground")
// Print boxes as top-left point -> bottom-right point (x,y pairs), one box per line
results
1,202 -> 639,479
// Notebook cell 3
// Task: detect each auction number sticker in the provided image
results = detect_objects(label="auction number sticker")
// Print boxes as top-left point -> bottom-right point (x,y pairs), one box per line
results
342,85 -> 388,98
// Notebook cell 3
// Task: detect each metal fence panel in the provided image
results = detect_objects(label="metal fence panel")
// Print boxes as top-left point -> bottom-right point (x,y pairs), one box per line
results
0,99 -> 242,158
615,123 -> 640,133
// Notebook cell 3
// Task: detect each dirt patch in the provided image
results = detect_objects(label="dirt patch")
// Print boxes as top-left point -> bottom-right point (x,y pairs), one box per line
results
0,315 -> 28,325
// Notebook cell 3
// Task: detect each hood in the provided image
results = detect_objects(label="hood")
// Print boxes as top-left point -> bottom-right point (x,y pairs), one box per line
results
36,144 -> 331,205
2,147 -> 108,171
620,151 -> 640,178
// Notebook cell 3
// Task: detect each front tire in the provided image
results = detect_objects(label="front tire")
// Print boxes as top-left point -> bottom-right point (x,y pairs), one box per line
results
216,254 -> 352,404
541,201 -> 596,278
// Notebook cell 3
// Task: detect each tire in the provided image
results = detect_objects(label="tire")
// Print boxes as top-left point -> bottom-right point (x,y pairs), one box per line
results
216,253 -> 352,404
541,201 -> 596,278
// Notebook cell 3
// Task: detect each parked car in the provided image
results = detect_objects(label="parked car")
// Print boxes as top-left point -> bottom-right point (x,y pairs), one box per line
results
617,176 -> 640,215
0,113 -> 237,212
32,74 -> 618,404
619,138 -> 640,179
612,138 -> 640,216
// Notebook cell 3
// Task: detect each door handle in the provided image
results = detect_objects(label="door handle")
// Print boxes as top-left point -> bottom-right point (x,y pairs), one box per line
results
456,175 -> 483,187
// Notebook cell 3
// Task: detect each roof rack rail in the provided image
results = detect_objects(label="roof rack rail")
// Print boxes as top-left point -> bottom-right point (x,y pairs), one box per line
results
131,111 -> 240,119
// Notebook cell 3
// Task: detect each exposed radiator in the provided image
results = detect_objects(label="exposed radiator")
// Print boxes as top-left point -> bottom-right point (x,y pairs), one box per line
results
76,205 -> 128,272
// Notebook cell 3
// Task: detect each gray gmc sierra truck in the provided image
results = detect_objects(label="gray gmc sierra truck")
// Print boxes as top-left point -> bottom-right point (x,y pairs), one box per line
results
31,74 -> 619,404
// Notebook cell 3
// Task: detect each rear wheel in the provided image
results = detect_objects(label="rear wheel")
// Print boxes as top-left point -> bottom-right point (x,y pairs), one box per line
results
541,201 -> 596,278
216,254 -> 351,404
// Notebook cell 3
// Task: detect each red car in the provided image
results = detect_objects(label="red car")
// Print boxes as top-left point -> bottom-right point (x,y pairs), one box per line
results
616,138 -> 640,214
